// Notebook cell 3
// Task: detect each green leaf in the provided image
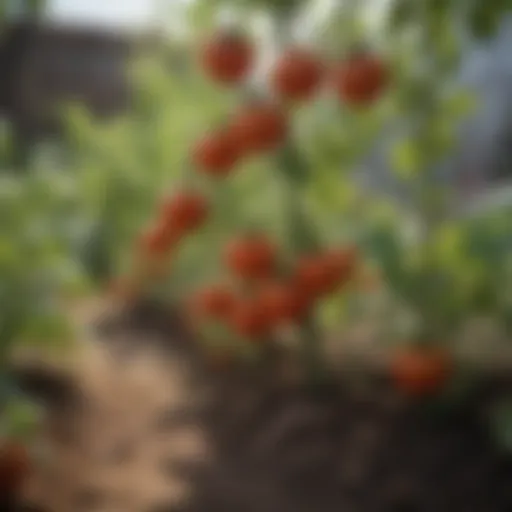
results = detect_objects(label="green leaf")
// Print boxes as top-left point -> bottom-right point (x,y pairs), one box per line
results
25,0 -> 45,16
2,399 -> 42,440
80,221 -> 113,283
64,103 -> 94,149
432,223 -> 465,266
363,224 -> 406,287
0,238 -> 18,268
469,0 -> 506,40
390,139 -> 424,179
443,90 -> 478,118
489,399 -> 512,453
428,118 -> 456,156
388,0 -> 417,29
317,294 -> 348,331
398,79 -> 435,111
312,176 -> 358,216
18,311 -> 74,351
276,144 -> 310,185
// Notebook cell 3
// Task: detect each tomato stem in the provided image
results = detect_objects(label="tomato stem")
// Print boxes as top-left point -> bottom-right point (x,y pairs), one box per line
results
299,316 -> 327,388
275,140 -> 326,386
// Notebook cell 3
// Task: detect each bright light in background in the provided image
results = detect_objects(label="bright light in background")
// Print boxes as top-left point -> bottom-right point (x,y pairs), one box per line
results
45,0 -> 162,30
304,0 -> 392,34
43,0 -> 390,35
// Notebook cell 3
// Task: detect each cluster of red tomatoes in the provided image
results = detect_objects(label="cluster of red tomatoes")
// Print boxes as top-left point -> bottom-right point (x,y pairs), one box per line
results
201,29 -> 388,104
192,30 -> 389,179
127,30 -> 378,340
138,190 -> 209,267
118,30 -> 451,397
134,194 -> 358,340
190,237 -> 358,340
107,187 -> 210,302
390,348 -> 452,398
125,29 -> 387,294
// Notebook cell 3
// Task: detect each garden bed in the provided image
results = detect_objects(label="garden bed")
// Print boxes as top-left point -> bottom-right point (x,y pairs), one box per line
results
10,298 -> 512,512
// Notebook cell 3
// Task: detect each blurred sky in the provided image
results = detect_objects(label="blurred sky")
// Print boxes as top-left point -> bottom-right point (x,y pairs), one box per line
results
45,0 -> 191,30
46,0 -> 165,29
44,0 -> 389,32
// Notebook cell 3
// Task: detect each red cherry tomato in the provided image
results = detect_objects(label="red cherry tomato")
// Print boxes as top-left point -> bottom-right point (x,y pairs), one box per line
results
293,255 -> 336,299
332,53 -> 388,106
230,102 -> 288,154
201,30 -> 254,85
138,222 -> 175,255
390,348 -> 451,397
190,284 -> 236,320
271,47 -> 325,102
229,299 -> 271,339
160,191 -> 209,235
224,235 -> 277,281
257,281 -> 310,324
192,129 -> 240,177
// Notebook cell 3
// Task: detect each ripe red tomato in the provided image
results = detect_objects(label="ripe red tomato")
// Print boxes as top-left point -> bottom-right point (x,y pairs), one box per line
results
257,281 -> 309,324
271,47 -> 324,102
201,30 -> 254,85
160,191 -> 209,234
390,348 -> 451,397
229,299 -> 271,339
190,284 -> 236,320
230,102 -> 288,154
192,129 -> 240,177
331,53 -> 388,106
224,235 -> 277,280
0,441 -> 31,494
138,222 -> 175,255
293,255 -> 336,299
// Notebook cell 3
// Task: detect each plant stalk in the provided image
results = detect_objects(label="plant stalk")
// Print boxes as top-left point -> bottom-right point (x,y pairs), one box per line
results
277,141 -> 327,386
271,6 -> 328,388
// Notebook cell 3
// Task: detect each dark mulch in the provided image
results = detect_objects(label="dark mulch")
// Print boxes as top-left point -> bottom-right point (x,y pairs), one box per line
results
99,299 -> 512,512
182,375 -> 512,512
14,298 -> 512,512
13,362 -> 84,413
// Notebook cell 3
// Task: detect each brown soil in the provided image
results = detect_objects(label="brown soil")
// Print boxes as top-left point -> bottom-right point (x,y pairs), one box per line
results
14,299 -> 208,512
11,298 -> 512,512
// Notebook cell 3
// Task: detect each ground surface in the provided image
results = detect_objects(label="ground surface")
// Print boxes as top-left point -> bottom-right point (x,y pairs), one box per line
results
16,299 -> 208,512
11,298 -> 512,512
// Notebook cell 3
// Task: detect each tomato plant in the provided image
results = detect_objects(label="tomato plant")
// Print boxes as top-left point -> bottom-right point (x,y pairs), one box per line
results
1,0 -> 509,493
54,0 -> 511,406
0,163 -> 91,472
111,0 -> 392,387
173,0 -> 510,395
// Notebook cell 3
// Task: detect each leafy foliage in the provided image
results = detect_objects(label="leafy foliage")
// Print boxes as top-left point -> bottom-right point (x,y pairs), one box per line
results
0,170 -> 84,351
0,165 -> 88,439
